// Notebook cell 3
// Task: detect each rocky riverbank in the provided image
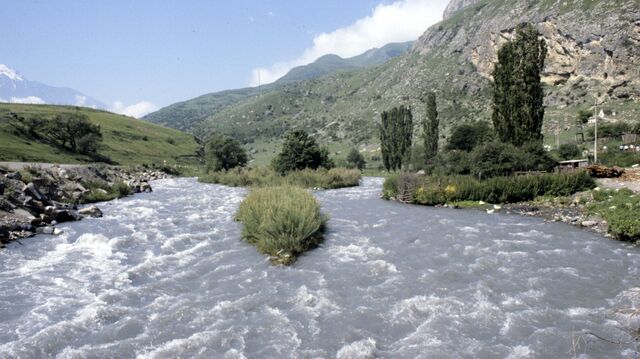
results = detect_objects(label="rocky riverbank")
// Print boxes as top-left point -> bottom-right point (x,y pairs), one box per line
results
440,193 -> 609,237
0,165 -> 169,247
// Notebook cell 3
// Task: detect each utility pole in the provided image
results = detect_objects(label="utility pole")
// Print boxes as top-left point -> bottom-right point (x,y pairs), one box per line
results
593,97 -> 599,163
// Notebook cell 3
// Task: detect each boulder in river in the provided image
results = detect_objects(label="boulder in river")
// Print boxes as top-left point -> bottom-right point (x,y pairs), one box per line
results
79,206 -> 103,218
35,226 -> 63,235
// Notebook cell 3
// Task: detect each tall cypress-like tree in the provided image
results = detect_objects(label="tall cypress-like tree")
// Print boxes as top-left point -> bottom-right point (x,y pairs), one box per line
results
422,92 -> 439,163
492,23 -> 547,147
379,105 -> 413,171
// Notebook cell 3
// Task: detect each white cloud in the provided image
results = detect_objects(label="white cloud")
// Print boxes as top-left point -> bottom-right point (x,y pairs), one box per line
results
10,96 -> 45,104
75,95 -> 87,106
110,101 -> 158,118
250,0 -> 449,86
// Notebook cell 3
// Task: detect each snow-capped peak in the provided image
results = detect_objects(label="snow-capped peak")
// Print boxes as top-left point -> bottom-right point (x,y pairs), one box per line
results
0,64 -> 23,81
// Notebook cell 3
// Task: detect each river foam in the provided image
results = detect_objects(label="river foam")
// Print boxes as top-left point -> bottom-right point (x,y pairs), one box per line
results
1,177 -> 639,358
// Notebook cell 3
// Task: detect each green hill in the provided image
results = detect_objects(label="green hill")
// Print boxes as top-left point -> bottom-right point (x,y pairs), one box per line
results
145,0 -> 640,152
0,104 -> 201,166
143,42 -> 413,133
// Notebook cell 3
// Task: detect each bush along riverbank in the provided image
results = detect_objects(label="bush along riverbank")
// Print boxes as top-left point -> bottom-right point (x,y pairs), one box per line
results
236,186 -> 326,265
379,171 -> 640,241
199,167 -> 361,189
0,164 -> 167,246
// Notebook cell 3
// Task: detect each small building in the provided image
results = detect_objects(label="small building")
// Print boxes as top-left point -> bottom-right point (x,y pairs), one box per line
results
556,159 -> 589,173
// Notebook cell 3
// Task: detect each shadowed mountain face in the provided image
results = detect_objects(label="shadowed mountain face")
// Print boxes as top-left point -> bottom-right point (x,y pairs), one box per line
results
146,0 -> 640,146
0,64 -> 106,109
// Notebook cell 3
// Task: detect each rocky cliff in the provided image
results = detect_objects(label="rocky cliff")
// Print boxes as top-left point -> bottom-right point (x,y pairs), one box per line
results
415,0 -> 640,105
443,0 -> 481,19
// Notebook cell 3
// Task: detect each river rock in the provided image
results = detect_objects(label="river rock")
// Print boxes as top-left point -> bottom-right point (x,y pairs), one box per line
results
5,172 -> 21,180
581,220 -> 599,227
79,206 -> 103,218
0,181 -> 4,195
54,210 -> 82,223
22,182 -> 46,201
0,227 -> 9,240
140,182 -> 152,193
35,226 -> 63,235
13,208 -> 35,220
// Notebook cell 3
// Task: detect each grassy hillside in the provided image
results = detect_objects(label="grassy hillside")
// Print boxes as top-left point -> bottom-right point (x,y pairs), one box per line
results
0,104 -> 200,166
143,42 -> 413,135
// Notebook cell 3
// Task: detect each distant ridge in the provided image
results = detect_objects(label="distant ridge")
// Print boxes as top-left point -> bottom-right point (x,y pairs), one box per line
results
0,64 -> 106,109
143,41 -> 413,133
274,42 -> 413,85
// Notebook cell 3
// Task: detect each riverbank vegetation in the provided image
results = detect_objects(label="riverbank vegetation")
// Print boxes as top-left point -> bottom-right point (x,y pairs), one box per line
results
383,171 -> 596,205
78,180 -> 133,204
200,129 -> 361,189
588,188 -> 640,241
236,186 -> 326,265
200,167 -> 361,189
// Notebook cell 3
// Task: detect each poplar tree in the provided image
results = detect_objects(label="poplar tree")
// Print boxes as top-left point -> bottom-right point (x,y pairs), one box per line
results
422,92 -> 439,163
492,23 -> 547,147
379,105 -> 413,171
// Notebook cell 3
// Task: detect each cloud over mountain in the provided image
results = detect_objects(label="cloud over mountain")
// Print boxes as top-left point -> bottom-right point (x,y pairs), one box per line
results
250,0 -> 448,86
110,101 -> 158,118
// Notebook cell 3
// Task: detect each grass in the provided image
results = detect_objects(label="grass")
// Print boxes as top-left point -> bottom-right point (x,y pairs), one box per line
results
199,167 -> 361,189
0,103 -> 200,166
78,180 -> 133,204
588,188 -> 640,241
236,186 -> 326,265
383,171 -> 596,205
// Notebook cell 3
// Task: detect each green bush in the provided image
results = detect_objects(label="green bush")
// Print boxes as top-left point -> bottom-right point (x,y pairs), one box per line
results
446,121 -> 493,152
558,143 -> 582,160
598,151 -> 640,167
79,180 -> 132,204
205,133 -> 248,172
471,141 -> 519,178
346,148 -> 366,170
236,186 -> 326,265
272,129 -> 334,174
382,174 -> 399,199
199,167 -> 360,189
588,189 -> 640,241
384,171 -> 596,205
587,122 -> 630,139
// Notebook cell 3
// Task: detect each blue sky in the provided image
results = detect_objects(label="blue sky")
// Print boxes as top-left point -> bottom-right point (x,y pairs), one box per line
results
1,0 -> 448,116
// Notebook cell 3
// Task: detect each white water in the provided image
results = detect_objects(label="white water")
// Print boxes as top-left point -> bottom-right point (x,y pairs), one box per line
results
1,177 -> 639,358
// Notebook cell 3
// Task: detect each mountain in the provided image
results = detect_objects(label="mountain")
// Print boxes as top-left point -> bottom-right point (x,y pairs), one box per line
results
143,42 -> 413,132
0,64 -> 106,109
274,42 -> 413,85
0,103 -> 200,165
148,0 -> 640,149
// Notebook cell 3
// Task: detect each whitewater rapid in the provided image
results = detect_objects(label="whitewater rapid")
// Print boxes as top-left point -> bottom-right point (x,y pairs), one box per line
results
1,177 -> 639,358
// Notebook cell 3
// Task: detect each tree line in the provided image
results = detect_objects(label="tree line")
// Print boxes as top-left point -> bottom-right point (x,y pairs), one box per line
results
379,23 -> 548,176
6,111 -> 104,156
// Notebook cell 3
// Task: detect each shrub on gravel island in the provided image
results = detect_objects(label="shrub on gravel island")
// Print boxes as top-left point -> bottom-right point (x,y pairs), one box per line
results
236,186 -> 326,265
199,166 -> 360,189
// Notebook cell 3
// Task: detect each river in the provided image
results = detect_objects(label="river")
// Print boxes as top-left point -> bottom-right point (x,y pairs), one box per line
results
1,177 -> 639,358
